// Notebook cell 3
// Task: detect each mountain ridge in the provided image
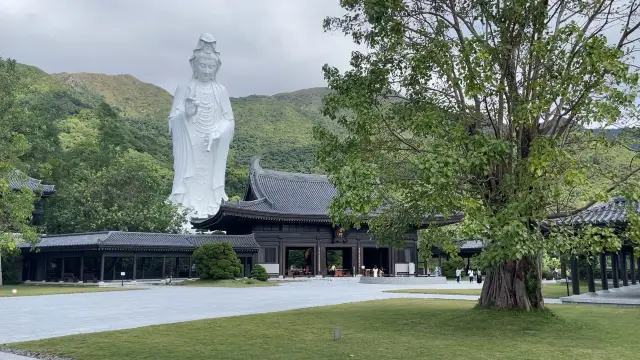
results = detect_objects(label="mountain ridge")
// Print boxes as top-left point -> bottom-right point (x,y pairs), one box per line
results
13,62 -> 332,199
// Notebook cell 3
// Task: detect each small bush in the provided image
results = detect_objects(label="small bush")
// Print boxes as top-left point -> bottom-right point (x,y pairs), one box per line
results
192,242 -> 242,280
241,278 -> 257,284
249,264 -> 269,281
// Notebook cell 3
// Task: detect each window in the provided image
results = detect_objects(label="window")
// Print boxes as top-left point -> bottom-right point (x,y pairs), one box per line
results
259,247 -> 277,263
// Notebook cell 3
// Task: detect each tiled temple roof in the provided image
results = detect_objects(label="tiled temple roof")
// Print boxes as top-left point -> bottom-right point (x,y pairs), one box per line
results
193,158 -> 463,228
227,158 -> 336,216
8,171 -> 55,194
552,197 -> 640,227
19,231 -> 259,252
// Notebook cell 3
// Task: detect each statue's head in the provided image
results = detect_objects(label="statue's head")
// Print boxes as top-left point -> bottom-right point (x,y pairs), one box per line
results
189,33 -> 222,82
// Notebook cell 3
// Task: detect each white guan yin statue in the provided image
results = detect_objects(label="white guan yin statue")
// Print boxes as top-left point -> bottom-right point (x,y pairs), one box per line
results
168,33 -> 235,220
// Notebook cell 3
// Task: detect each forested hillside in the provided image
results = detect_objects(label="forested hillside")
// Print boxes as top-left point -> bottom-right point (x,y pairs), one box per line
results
6,61 -> 331,234
5,60 -> 636,236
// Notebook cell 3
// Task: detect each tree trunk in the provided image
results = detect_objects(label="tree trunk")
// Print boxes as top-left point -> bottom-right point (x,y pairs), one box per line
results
478,257 -> 544,310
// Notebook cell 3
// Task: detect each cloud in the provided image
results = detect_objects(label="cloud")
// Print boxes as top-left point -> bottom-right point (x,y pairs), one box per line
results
0,0 -> 358,97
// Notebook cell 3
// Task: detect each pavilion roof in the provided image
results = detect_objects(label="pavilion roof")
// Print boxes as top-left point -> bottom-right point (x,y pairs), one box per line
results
19,231 -> 259,252
551,197 -> 640,227
192,158 -> 462,229
7,171 -> 55,195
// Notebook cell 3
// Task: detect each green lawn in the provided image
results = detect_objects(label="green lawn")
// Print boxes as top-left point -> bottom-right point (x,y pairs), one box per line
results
0,285 -> 133,297
387,282 -> 588,298
176,279 -> 277,287
7,299 -> 640,359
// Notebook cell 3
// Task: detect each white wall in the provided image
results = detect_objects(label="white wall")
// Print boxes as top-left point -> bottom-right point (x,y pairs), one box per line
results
259,263 -> 279,275
395,263 -> 409,274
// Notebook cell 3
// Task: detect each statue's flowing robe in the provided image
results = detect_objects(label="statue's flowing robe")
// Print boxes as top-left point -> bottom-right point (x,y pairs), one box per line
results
168,80 -> 234,217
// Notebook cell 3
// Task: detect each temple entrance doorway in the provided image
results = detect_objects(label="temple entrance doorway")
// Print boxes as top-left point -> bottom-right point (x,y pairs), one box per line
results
363,247 -> 390,276
326,247 -> 353,276
285,247 -> 314,276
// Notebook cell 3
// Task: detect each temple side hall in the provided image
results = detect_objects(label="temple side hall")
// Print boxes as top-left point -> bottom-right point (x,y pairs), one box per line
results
20,232 -> 259,282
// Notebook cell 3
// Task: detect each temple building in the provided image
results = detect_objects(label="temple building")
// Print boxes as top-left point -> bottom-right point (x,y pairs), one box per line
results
7,171 -> 55,225
16,159 -> 458,282
19,232 -> 259,282
191,158 -> 456,277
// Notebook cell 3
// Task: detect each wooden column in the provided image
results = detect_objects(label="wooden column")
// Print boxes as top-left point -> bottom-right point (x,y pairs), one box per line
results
316,238 -> 321,276
560,261 -> 567,278
570,257 -> 580,295
279,238 -> 284,276
60,257 -> 65,281
630,251 -> 636,285
389,246 -> 394,275
586,259 -> 596,293
621,251 -> 629,286
612,254 -> 620,288
162,254 -> 166,278
132,254 -> 137,280
80,256 -> 84,282
188,256 -> 192,279
99,252 -> 105,281
599,253 -> 608,291
414,245 -> 419,276
351,244 -> 357,276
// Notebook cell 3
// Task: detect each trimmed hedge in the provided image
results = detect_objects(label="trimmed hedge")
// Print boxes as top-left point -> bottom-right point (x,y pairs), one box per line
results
249,264 -> 269,281
193,242 -> 242,280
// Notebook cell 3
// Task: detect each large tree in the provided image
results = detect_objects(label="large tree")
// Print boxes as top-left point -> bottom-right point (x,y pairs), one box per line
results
0,58 -> 40,285
318,0 -> 640,310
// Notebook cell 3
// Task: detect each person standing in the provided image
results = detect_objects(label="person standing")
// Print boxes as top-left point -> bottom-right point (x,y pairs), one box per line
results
455,268 -> 461,283
468,268 -> 474,283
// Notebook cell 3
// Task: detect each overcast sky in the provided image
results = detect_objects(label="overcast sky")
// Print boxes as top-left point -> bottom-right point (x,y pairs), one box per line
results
0,0 -> 358,97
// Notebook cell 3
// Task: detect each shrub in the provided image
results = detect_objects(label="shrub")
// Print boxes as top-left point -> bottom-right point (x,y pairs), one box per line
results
441,257 -> 465,278
192,242 -> 242,280
249,264 -> 269,281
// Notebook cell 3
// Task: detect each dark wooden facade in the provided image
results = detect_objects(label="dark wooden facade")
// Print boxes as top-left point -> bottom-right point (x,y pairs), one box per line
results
192,158 -> 420,277
20,232 -> 260,282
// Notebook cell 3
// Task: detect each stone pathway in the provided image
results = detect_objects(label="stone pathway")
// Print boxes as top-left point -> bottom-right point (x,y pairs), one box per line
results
0,279 -> 561,349
560,283 -> 640,306
0,353 -> 34,360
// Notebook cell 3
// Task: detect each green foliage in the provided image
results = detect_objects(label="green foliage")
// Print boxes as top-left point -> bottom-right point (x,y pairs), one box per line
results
46,148 -> 186,233
288,249 -> 308,269
193,243 -> 242,280
249,264 -> 269,281
318,1 -> 640,269
440,257 -> 465,278
0,58 -> 40,264
1,248 -> 21,284
4,61 -> 345,234
3,64 -> 338,235
542,254 -> 561,273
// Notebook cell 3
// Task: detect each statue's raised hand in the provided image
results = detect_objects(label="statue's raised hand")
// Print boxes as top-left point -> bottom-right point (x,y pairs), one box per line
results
185,97 -> 198,118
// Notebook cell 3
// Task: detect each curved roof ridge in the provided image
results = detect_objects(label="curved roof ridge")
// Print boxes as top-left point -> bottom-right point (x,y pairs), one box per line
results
250,157 -> 329,183
233,197 -> 270,206
108,231 -> 184,236
189,233 -> 255,238
8,170 -> 55,194
43,231 -> 111,238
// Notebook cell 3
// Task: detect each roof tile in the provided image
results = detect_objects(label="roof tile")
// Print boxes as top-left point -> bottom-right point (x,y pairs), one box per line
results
19,231 -> 259,251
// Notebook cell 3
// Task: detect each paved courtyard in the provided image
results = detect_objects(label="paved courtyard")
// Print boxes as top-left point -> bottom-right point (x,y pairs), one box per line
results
0,280 -> 488,344
560,283 -> 640,305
